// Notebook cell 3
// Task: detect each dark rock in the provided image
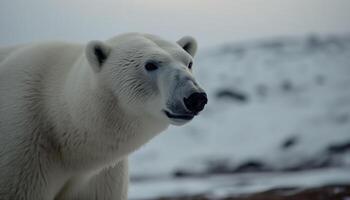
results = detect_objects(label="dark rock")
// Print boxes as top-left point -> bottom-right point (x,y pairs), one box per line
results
154,185 -> 350,200
205,159 -> 233,174
172,159 -> 270,178
281,80 -> 294,92
216,89 -> 248,102
281,136 -> 299,150
235,185 -> 350,200
306,35 -> 324,50
283,156 -> 334,172
233,160 -> 269,173
328,141 -> 350,154
173,170 -> 194,178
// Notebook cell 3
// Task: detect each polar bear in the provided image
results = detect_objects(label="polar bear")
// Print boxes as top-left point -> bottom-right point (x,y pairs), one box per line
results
0,33 -> 207,200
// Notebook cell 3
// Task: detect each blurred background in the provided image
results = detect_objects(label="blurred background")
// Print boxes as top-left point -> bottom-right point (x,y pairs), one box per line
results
1,0 -> 350,199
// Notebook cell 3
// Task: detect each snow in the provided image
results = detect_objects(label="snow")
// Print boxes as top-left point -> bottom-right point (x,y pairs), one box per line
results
130,168 -> 350,199
129,34 -> 350,199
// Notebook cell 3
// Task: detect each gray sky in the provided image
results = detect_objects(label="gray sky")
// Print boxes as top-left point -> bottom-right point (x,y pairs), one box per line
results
1,0 -> 350,48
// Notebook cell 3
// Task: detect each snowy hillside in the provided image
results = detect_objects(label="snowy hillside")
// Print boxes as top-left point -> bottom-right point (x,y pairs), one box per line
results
129,35 -> 350,199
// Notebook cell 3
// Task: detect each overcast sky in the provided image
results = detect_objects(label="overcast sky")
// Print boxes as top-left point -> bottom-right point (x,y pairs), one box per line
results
1,0 -> 350,48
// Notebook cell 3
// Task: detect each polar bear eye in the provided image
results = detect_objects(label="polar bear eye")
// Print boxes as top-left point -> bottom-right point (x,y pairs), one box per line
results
145,62 -> 158,71
188,62 -> 193,69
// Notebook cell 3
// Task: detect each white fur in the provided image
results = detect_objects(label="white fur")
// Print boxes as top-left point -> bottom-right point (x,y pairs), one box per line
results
0,33 -> 204,200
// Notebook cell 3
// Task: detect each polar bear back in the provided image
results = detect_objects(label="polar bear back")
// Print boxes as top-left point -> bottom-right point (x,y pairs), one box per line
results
0,42 -> 83,144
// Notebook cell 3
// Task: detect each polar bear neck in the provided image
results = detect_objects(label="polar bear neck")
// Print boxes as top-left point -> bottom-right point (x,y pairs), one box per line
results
50,56 -> 168,169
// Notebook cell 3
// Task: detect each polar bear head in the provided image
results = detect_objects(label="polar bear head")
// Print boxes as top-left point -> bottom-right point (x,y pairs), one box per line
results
85,33 -> 207,126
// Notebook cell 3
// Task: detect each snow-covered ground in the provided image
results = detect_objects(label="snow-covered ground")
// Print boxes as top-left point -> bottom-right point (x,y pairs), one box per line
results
129,34 -> 350,199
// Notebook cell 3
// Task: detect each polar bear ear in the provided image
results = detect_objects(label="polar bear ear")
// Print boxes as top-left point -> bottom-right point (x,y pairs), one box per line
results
177,36 -> 198,57
86,40 -> 111,72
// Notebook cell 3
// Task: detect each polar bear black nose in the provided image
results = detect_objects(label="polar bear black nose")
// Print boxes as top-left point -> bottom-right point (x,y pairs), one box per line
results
184,92 -> 208,114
